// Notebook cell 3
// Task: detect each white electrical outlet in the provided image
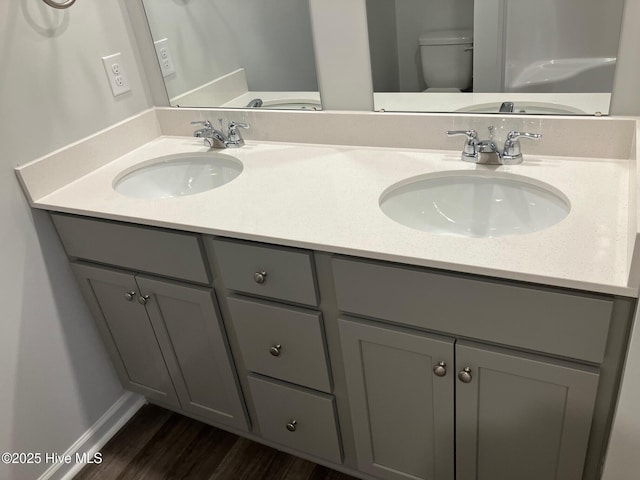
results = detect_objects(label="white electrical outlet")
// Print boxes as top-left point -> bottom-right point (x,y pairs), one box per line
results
154,38 -> 176,77
102,53 -> 130,97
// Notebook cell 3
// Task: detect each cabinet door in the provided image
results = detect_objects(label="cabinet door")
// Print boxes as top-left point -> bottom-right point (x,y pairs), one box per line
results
455,342 -> 599,480
136,276 -> 249,431
71,263 -> 180,407
339,318 -> 455,480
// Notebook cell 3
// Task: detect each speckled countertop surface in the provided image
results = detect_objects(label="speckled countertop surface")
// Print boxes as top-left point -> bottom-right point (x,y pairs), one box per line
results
24,135 -> 634,296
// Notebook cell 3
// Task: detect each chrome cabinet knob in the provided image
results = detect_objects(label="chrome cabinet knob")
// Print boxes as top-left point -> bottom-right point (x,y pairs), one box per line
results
269,344 -> 282,357
137,295 -> 150,306
286,420 -> 297,432
458,367 -> 473,383
124,291 -> 136,302
253,270 -> 267,284
433,361 -> 447,377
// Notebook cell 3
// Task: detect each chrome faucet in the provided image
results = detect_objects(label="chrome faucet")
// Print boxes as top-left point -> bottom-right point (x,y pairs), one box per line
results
447,127 -> 541,165
246,98 -> 264,108
191,119 -> 250,148
226,121 -> 249,147
499,101 -> 515,113
192,120 -> 226,148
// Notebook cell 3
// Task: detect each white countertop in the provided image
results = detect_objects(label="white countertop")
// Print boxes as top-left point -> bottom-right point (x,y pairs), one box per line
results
26,135 -> 635,297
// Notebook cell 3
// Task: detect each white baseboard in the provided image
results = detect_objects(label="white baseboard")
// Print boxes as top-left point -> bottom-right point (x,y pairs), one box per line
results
38,392 -> 146,480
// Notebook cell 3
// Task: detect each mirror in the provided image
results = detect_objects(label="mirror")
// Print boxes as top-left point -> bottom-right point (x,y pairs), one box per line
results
366,0 -> 625,115
141,0 -> 321,110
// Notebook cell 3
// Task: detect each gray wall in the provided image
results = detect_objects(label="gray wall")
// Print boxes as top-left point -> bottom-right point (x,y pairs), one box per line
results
142,0 -> 319,98
609,0 -> 640,115
366,0 -> 399,92
0,1 -> 151,478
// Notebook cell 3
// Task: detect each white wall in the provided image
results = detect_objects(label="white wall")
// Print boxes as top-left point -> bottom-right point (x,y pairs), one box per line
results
308,0 -> 373,110
142,0 -> 318,100
0,1 -> 151,479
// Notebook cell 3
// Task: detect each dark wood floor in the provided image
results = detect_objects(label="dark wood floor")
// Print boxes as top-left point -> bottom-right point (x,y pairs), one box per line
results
75,404 -> 358,480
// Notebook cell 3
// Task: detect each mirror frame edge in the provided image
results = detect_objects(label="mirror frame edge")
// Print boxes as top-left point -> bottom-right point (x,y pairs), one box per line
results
124,0 -> 170,108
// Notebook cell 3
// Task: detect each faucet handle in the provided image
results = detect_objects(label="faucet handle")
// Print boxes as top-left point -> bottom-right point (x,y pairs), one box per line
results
191,120 -> 212,128
226,121 -> 250,148
506,131 -> 542,142
502,131 -> 542,164
447,130 -> 478,162
228,121 -> 249,131
447,129 -> 477,139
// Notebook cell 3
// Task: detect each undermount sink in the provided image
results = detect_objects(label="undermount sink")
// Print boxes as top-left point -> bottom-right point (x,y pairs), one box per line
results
114,152 -> 242,199
456,102 -> 585,115
380,172 -> 570,237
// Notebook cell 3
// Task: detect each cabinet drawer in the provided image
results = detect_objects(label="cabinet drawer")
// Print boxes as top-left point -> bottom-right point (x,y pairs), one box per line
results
211,238 -> 318,306
248,375 -> 342,464
332,257 -> 613,364
228,296 -> 331,392
52,214 -> 209,284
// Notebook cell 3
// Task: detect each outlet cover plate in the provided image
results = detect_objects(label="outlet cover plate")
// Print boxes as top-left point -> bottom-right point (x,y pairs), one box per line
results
102,52 -> 131,97
154,38 -> 176,77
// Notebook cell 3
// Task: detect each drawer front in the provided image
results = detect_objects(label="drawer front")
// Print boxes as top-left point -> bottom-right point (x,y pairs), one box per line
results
211,238 -> 318,306
248,375 -> 342,464
52,214 -> 209,284
332,257 -> 613,364
228,296 -> 331,392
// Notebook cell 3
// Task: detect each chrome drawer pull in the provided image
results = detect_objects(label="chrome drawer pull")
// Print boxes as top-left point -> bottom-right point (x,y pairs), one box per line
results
286,420 -> 297,432
253,270 -> 267,284
433,361 -> 447,377
458,367 -> 473,383
124,291 -> 136,302
269,344 -> 282,357
137,295 -> 150,306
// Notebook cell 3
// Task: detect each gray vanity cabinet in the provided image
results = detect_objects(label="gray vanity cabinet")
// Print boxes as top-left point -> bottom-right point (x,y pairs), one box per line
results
134,275 -> 248,431
51,212 -> 627,480
455,342 -> 599,480
71,262 -> 249,431
339,319 -> 600,480
339,318 -> 455,480
70,263 -> 181,408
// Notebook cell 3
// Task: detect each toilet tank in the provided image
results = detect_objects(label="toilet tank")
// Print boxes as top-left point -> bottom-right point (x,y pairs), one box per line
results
419,29 -> 473,90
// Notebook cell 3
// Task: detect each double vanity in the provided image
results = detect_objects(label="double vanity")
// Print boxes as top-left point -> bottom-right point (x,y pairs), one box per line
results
16,108 -> 640,480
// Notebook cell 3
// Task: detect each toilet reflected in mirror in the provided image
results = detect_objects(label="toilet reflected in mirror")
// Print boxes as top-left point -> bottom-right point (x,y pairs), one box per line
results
419,30 -> 473,92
